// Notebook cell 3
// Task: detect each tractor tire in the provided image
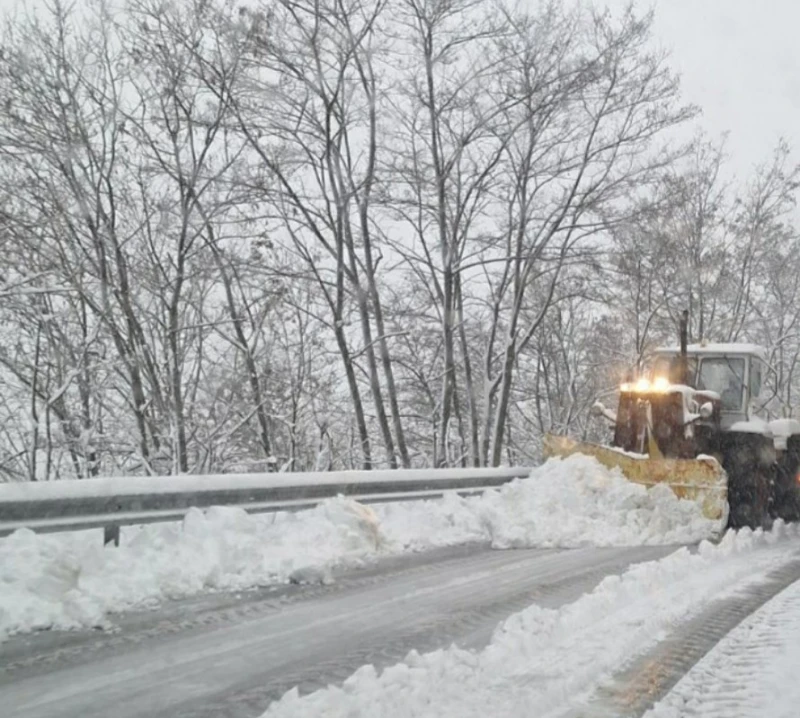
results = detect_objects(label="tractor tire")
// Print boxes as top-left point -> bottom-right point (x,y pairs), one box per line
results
723,435 -> 775,530
773,438 -> 800,523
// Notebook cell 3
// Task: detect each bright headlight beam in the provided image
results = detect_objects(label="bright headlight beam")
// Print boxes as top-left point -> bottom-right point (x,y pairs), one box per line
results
652,376 -> 670,392
635,378 -> 651,392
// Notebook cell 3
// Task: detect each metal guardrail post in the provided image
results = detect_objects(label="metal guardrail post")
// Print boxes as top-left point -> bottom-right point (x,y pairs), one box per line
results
104,524 -> 120,547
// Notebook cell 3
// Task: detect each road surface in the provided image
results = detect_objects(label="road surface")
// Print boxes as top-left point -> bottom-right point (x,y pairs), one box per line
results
1,543 -> 674,718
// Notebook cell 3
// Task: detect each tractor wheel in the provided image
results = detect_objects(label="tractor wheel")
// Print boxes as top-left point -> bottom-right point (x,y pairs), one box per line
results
773,441 -> 800,523
724,437 -> 774,530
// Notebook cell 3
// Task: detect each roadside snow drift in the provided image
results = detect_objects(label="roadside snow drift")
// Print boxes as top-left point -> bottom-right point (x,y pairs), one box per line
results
260,524 -> 800,718
0,498 -> 384,640
0,455 -> 720,640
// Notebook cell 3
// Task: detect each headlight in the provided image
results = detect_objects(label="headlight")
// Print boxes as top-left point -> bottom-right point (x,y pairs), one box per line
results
621,377 -> 670,393
635,378 -> 651,392
652,376 -> 670,392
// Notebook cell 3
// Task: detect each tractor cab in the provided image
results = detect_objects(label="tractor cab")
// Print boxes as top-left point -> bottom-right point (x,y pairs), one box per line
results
650,343 -> 768,427
608,343 -> 769,460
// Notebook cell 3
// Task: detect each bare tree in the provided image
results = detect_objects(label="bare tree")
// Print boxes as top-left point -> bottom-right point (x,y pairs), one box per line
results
232,0 -> 409,468
0,0 -> 167,474
387,3 -> 693,466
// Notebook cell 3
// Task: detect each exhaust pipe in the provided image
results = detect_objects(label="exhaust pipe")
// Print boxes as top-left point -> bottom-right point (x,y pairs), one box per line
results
679,309 -> 689,385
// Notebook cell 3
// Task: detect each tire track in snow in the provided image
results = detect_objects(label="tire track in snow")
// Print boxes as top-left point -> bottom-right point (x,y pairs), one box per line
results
642,576 -> 800,718
582,558 -> 800,717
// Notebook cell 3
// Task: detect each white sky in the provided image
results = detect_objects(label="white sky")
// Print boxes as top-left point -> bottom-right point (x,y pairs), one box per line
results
602,0 -> 800,178
1,0 -> 797,178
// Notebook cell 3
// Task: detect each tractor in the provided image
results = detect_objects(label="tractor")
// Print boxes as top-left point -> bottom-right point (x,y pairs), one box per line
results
545,311 -> 800,528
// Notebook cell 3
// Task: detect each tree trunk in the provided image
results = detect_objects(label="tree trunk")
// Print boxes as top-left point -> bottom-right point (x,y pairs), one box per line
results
355,48 -> 410,468
206,222 -> 274,463
345,240 -> 397,468
334,325 -> 372,469
490,342 -> 516,466
168,279 -> 189,474
455,273 -> 479,465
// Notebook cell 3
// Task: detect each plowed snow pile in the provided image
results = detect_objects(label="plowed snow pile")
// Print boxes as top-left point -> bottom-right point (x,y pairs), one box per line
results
400,453 -> 720,550
0,455 -> 719,640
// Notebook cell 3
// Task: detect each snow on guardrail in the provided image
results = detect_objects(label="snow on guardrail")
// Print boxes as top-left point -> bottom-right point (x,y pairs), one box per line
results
0,466 -> 533,502
0,466 -> 532,540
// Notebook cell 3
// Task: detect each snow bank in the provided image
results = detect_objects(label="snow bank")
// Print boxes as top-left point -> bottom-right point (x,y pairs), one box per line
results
260,523 -> 800,718
476,453 -> 720,548
381,453 -> 719,551
0,499 -> 384,640
0,455 -> 720,640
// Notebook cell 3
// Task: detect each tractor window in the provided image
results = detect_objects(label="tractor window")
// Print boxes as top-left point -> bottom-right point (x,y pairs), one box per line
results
697,357 -> 745,411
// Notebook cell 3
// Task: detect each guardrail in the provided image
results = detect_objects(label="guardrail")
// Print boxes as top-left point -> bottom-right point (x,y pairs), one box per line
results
0,466 -> 532,545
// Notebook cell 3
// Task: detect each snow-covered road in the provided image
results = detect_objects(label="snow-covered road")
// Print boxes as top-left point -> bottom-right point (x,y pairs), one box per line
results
0,543 -> 673,718
255,527 -> 800,718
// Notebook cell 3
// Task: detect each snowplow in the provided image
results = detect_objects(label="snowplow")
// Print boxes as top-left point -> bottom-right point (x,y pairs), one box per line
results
544,311 -> 800,529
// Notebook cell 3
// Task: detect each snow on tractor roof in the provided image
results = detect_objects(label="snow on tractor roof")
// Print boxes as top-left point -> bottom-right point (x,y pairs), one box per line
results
656,343 -> 768,360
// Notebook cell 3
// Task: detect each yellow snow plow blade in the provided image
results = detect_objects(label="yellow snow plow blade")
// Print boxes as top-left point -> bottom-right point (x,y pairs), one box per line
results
542,434 -> 728,523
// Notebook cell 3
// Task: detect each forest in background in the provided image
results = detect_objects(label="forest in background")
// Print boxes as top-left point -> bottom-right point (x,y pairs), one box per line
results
1,0 -> 799,480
